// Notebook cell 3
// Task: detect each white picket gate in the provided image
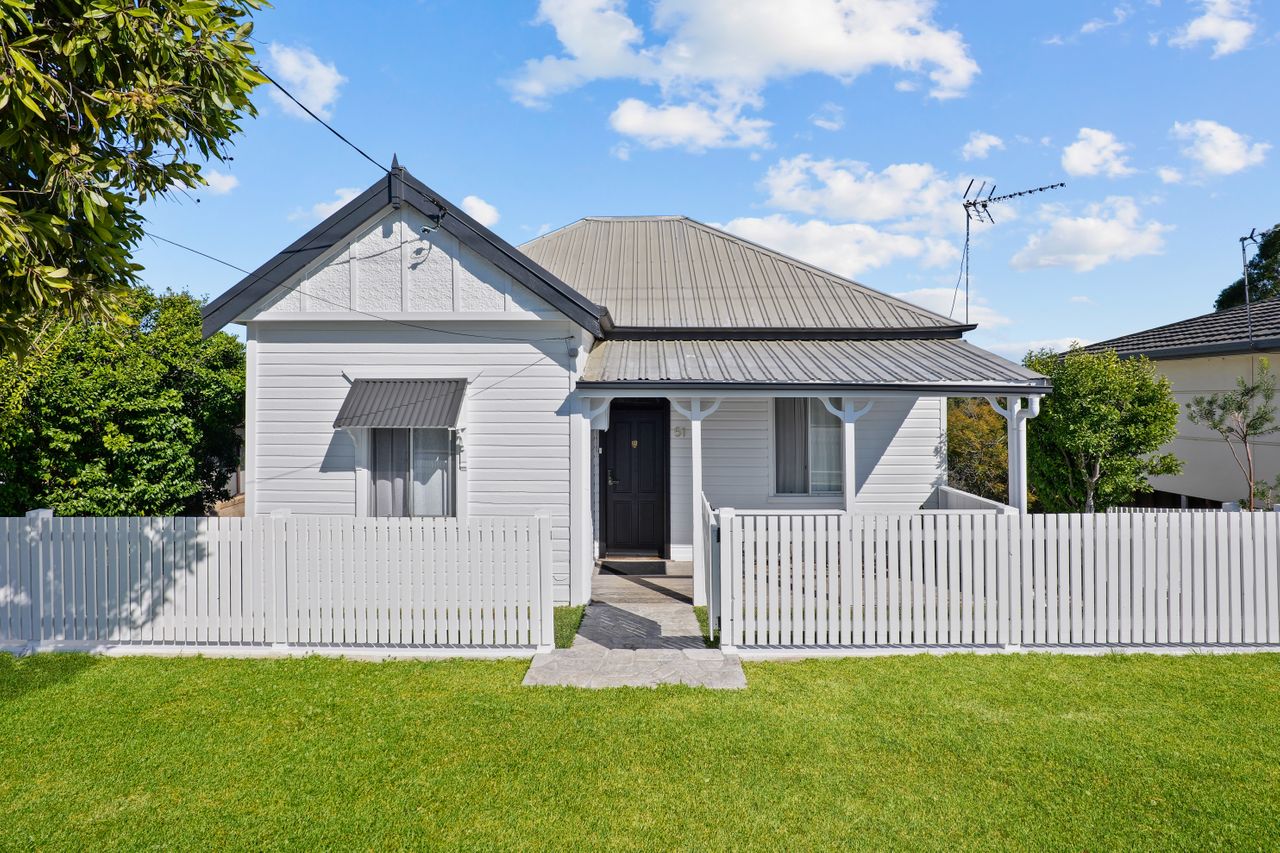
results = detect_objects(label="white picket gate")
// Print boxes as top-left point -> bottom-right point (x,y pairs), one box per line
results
715,510 -> 1280,653
0,513 -> 555,656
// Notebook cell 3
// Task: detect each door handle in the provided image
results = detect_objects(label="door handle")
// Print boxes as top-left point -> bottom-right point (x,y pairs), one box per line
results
608,469 -> 618,487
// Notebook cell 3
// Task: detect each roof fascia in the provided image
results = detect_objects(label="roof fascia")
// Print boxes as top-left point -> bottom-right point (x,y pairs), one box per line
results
574,380 -> 1053,395
1110,336 -> 1280,361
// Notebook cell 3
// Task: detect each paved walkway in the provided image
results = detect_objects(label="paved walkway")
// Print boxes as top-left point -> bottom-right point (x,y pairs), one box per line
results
522,566 -> 747,689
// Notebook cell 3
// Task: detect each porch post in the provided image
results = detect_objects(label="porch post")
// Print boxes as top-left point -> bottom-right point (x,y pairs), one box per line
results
987,395 -> 1041,513
821,398 -> 874,513
670,397 -> 722,607
569,399 -> 591,606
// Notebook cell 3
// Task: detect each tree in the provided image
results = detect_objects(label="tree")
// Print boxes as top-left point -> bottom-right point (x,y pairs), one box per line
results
0,287 -> 244,516
946,397 -> 1008,504
1024,347 -> 1182,512
0,0 -> 265,356
1214,225 -> 1280,311
1186,358 -> 1279,510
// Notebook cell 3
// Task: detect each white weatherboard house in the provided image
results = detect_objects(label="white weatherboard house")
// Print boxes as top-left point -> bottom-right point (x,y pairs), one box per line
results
202,165 -> 1051,606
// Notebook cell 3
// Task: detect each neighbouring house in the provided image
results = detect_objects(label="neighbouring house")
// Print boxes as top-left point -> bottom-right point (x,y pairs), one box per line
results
1084,298 -> 1280,508
200,163 -> 1050,605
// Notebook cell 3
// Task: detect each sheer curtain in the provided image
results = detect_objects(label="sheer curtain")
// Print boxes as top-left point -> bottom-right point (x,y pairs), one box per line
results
369,428 -> 409,517
808,399 -> 843,494
774,399 -> 809,494
410,428 -> 454,517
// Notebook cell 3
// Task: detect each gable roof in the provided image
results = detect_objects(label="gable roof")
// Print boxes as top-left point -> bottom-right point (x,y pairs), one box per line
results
1082,298 -> 1280,360
519,216 -> 971,338
200,165 -> 611,337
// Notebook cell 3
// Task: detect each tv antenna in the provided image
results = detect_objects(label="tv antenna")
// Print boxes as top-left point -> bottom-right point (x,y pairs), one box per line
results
950,180 -> 1066,323
1239,227 -> 1272,346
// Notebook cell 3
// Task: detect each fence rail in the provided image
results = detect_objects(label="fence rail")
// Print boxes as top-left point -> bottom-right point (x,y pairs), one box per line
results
716,510 -> 1280,652
0,513 -> 554,655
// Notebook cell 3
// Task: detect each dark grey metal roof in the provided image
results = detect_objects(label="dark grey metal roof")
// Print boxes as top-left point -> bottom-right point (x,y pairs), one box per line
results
201,165 -> 611,338
579,339 -> 1049,395
333,379 -> 467,429
1082,298 -> 1280,360
520,216 -> 968,335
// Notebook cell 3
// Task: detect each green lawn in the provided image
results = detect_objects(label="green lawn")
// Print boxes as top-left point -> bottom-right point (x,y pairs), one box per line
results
553,605 -> 585,648
2,652 -> 1278,849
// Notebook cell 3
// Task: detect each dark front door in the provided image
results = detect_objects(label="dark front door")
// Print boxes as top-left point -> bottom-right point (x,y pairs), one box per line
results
603,401 -> 668,556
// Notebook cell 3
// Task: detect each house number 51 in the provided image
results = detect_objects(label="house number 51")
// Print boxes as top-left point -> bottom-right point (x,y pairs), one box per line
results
673,427 -> 687,438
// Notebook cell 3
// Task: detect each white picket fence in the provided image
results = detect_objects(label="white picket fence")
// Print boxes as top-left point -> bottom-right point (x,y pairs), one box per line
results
715,510 -> 1280,653
0,513 -> 555,656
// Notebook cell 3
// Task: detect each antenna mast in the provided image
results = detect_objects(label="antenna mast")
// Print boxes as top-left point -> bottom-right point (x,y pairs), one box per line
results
1239,227 -> 1271,347
952,181 -> 1066,324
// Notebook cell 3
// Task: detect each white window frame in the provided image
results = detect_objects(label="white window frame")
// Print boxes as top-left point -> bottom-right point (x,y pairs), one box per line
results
769,397 -> 845,499
347,368 -> 472,521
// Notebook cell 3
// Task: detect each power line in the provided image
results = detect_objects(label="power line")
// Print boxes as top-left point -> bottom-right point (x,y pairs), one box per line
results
257,69 -> 388,174
147,233 -> 573,345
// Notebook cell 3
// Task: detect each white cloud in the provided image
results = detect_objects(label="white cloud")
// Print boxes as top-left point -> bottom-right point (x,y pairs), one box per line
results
1069,295 -> 1094,304
608,98 -> 770,150
985,338 -> 1091,357
1169,0 -> 1255,57
892,287 -> 1011,327
1011,196 -> 1171,272
810,102 -> 845,132
461,195 -> 501,227
202,169 -> 239,195
1171,119 -> 1269,174
1061,128 -> 1135,178
715,215 -> 957,279
760,155 -> 961,232
1157,166 -> 1184,183
289,187 -> 360,222
511,0 -> 979,150
266,43 -> 346,120
1081,5 -> 1131,33
961,131 -> 1004,161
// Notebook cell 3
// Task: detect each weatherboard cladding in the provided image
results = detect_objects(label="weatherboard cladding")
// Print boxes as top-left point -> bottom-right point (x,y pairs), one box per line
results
1083,298 -> 1280,359
332,378 -> 467,429
520,216 -> 957,331
581,338 -> 1046,389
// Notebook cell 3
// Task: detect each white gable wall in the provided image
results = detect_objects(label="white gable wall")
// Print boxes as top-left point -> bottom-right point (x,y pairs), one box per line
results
242,205 -> 585,601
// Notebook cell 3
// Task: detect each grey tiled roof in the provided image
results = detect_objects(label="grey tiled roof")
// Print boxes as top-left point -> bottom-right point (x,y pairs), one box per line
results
1083,298 -> 1280,359
521,216 -> 962,331
333,378 -> 467,428
579,338 -> 1048,394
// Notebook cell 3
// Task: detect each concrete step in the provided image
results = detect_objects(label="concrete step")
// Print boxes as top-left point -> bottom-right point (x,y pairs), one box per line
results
523,647 -> 747,689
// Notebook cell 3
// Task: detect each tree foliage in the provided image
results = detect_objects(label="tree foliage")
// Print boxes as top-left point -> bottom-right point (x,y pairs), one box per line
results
946,397 -> 1008,504
0,287 -> 244,516
0,0 -> 265,356
1214,225 -> 1280,311
1186,358 -> 1279,510
1024,347 -> 1182,512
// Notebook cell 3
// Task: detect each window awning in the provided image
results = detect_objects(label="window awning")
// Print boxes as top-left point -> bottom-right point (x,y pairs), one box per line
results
333,378 -> 467,429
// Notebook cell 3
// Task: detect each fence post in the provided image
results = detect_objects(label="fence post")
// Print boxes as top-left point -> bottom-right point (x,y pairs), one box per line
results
535,513 -> 554,652
24,509 -> 53,648
270,509 -> 290,646
718,508 -> 736,653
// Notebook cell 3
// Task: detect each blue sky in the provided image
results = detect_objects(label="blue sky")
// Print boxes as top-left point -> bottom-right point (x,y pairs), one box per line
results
138,0 -> 1278,356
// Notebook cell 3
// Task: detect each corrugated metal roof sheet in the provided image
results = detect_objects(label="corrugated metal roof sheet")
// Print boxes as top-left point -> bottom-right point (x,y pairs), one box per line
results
333,379 -> 467,428
580,339 -> 1048,393
1083,298 -> 1280,359
520,216 -> 959,331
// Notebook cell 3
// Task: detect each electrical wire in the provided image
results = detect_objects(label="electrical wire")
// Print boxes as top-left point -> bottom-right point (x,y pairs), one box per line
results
147,233 -> 574,345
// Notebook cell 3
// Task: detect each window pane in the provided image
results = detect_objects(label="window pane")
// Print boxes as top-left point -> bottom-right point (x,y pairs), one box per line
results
809,399 -> 843,494
774,398 -> 808,494
369,428 -> 409,517
410,428 -> 454,517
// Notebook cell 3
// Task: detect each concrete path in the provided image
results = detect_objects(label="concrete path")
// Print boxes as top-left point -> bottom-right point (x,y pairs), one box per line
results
523,568 -> 747,689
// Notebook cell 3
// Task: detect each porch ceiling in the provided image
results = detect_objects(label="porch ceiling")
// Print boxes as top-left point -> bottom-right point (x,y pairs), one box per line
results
578,338 -> 1049,395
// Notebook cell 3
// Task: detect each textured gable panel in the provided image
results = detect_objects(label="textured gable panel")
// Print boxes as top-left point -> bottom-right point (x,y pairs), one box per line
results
521,216 -> 963,331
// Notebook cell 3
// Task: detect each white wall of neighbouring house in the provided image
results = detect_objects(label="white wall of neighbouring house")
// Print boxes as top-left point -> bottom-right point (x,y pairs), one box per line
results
240,204 -> 587,600
1147,352 -> 1280,504
668,395 -> 947,555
